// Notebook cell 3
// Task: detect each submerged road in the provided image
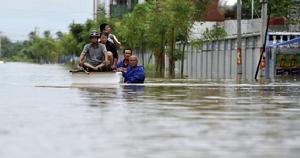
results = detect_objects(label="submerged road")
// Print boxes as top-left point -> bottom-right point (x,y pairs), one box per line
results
0,63 -> 300,158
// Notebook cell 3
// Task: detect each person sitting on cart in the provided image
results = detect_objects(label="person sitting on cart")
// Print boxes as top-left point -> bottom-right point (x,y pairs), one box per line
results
79,31 -> 113,71
122,55 -> 145,83
100,23 -> 121,49
99,32 -> 118,70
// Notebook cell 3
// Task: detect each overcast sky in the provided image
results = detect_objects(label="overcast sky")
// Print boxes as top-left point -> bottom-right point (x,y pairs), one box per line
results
0,0 -> 93,41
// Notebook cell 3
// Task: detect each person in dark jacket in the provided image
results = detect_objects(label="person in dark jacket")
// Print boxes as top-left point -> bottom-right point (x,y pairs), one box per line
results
122,55 -> 145,83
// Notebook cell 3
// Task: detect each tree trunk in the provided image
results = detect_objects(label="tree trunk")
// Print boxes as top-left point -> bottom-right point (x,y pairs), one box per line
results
155,33 -> 165,77
169,27 -> 175,77
160,33 -> 165,76
181,41 -> 186,78
141,33 -> 145,65
140,45 -> 145,65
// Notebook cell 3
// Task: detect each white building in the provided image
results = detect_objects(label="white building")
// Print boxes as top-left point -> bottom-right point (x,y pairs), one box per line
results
97,0 -> 145,17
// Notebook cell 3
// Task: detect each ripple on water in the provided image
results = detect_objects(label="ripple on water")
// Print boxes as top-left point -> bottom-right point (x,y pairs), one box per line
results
1,63 -> 300,158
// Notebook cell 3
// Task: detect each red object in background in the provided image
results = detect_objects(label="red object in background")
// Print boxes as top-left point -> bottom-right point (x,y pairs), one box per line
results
199,0 -> 287,25
204,0 -> 225,21
269,17 -> 286,25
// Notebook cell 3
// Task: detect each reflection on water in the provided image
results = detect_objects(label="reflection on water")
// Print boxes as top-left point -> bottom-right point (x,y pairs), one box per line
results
0,63 -> 300,158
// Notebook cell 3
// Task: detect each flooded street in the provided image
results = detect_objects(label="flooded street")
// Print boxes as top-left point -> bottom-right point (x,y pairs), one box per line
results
0,62 -> 300,158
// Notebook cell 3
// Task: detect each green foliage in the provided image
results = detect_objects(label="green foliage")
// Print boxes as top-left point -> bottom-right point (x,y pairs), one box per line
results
58,34 -> 78,56
26,34 -> 61,63
43,30 -> 51,38
69,23 -> 84,43
202,27 -> 227,41
10,52 -> 33,62
68,20 -> 98,56
0,37 -> 23,59
168,48 -> 184,61
144,63 -> 157,77
56,31 -> 63,40
191,39 -> 205,48
190,27 -> 227,49
118,2 -> 155,49
242,0 -> 295,19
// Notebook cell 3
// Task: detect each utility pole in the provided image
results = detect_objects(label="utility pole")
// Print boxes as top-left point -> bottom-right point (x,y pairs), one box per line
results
0,31 -> 2,58
237,0 -> 242,74
93,0 -> 95,20
260,0 -> 268,77
252,0 -> 254,19
93,0 -> 98,21
128,0 -> 132,10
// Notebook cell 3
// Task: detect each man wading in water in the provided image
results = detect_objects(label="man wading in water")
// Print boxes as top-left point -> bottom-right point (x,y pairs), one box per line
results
121,55 -> 145,83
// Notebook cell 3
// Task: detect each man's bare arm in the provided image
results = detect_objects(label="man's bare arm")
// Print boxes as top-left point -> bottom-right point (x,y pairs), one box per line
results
79,52 -> 86,66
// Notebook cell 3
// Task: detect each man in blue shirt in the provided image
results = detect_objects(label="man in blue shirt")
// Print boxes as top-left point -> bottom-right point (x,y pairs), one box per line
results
116,48 -> 132,72
122,55 -> 145,83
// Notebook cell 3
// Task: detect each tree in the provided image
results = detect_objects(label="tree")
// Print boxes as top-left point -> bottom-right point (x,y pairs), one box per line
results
28,31 -> 37,40
163,0 -> 196,76
69,23 -> 88,56
242,0 -> 294,19
148,6 -> 170,76
117,0 -> 210,77
128,3 -> 153,64
43,30 -> 51,39
57,34 -> 78,57
0,36 -> 22,58
56,31 -> 64,40
69,23 -> 84,43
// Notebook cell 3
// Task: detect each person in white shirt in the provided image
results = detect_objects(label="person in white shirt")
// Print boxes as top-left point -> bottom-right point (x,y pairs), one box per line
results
100,23 -> 121,49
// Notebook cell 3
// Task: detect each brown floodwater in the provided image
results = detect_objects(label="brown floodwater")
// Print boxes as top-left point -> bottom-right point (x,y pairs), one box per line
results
0,62 -> 299,158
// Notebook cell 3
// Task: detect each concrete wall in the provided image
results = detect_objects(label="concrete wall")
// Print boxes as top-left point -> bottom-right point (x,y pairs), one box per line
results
132,33 -> 300,80
190,19 -> 261,40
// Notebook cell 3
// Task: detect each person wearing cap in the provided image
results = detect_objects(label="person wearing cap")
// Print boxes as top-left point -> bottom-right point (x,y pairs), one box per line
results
79,31 -> 111,71
122,55 -> 145,83
100,23 -> 121,49
116,48 -> 132,72
99,32 -> 118,70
